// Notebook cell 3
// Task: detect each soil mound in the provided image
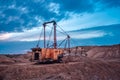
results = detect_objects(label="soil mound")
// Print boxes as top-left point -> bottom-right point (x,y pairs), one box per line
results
87,44 -> 120,59
0,55 -> 15,64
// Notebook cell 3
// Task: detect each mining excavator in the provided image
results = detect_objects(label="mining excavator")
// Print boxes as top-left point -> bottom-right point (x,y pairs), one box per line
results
31,20 -> 87,63
31,20 -> 71,63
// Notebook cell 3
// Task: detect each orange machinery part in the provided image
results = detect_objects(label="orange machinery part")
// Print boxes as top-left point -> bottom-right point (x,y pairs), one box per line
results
41,48 -> 63,61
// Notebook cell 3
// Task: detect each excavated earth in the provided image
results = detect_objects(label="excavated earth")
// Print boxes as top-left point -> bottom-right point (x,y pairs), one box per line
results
0,44 -> 120,80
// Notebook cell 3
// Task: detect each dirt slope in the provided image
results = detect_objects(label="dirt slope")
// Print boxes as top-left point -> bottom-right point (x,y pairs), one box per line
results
67,44 -> 120,59
0,55 -> 15,64
86,44 -> 120,58
0,54 -> 31,64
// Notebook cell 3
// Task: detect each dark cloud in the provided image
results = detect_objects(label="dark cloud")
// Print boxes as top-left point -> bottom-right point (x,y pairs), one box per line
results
0,0 -> 120,32
53,0 -> 94,13
71,24 -> 120,34
93,0 -> 120,7
0,0 -> 95,32
103,0 -> 120,7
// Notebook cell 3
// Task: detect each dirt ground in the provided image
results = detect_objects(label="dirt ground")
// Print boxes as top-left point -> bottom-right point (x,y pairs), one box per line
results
0,57 -> 120,80
0,44 -> 120,80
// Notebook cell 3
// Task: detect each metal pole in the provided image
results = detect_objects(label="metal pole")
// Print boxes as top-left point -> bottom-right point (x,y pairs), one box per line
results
53,21 -> 57,49
43,23 -> 46,48
67,35 -> 70,53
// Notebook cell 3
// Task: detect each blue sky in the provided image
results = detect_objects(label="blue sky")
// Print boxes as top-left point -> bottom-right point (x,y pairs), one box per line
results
0,0 -> 120,54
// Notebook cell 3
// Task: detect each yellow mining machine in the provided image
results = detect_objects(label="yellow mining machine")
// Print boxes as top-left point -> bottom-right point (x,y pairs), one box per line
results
31,21 -> 71,63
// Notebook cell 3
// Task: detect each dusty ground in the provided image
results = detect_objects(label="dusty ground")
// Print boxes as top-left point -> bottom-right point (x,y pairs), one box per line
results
0,44 -> 120,80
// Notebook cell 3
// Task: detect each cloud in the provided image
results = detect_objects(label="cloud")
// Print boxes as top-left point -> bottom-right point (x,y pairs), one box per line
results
0,24 -> 120,54
94,0 -> 120,8
0,33 -> 12,40
54,0 -> 94,13
58,7 -> 120,31
0,26 -> 107,42
0,0 -> 95,32
69,30 -> 106,39
48,2 -> 60,15
0,0 -> 120,33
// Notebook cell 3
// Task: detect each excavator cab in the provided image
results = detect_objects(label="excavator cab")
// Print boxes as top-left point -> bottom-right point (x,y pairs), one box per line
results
31,47 -> 41,61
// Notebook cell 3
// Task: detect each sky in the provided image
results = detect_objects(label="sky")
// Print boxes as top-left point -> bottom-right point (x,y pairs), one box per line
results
0,0 -> 120,54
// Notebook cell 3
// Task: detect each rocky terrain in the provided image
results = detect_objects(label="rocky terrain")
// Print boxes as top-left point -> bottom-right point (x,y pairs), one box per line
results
0,44 -> 120,80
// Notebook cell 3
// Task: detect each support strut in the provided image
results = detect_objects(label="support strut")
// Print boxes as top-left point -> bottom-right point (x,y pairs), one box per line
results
67,35 -> 70,53
53,21 -> 57,49
43,20 -> 57,49
43,23 -> 46,48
